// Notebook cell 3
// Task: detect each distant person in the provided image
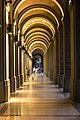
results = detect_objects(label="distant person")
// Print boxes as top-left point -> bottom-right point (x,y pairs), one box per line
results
33,67 -> 35,74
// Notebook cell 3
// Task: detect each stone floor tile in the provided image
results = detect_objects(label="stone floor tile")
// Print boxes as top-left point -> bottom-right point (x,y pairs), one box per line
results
0,74 -> 80,120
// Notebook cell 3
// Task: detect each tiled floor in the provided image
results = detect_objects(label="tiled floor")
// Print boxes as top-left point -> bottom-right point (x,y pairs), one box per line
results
0,74 -> 80,120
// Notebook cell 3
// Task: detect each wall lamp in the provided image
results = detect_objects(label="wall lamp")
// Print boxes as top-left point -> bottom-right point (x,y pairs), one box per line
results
14,35 -> 18,43
22,46 -> 32,59
7,24 -> 12,34
14,36 -> 21,47
5,0 -> 12,5
22,46 -> 25,51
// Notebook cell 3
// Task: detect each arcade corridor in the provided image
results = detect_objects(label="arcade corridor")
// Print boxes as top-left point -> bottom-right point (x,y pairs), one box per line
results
0,0 -> 80,119
0,74 -> 80,120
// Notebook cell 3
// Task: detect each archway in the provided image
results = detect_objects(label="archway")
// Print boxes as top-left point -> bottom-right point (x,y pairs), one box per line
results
32,49 -> 44,74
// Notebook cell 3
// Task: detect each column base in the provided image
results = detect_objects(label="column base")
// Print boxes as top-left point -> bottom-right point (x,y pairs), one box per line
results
18,75 -> 21,87
71,79 -> 80,103
48,71 -> 50,78
21,74 -> 24,85
0,81 -> 5,103
48,71 -> 53,81
16,75 -> 20,89
4,79 -> 10,102
0,79 -> 10,103
58,74 -> 63,88
54,74 -> 58,84
10,76 -> 16,93
70,78 -> 75,101
18,75 -> 22,86
75,80 -> 80,103
25,74 -> 29,81
63,76 -> 70,92
24,74 -> 26,82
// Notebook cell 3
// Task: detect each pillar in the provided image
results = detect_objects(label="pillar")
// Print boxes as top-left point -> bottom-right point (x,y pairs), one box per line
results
53,34 -> 57,84
63,11 -> 70,92
21,50 -> 25,84
14,41 -> 20,88
21,40 -> 25,84
24,53 -> 27,81
56,31 -> 60,85
13,27 -> 21,88
48,42 -> 53,81
0,1 -> 10,102
9,34 -> 16,92
44,52 -> 47,75
44,51 -> 48,76
18,30 -> 22,86
58,24 -> 64,88
14,36 -> 20,88
69,0 -> 80,102
8,4 -> 16,93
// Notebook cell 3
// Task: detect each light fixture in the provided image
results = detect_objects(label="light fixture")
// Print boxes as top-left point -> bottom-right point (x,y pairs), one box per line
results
5,0 -> 12,5
14,35 -> 18,44
68,0 -> 72,5
22,46 -> 25,51
7,24 -> 12,34
18,41 -> 21,47
21,46 -> 32,59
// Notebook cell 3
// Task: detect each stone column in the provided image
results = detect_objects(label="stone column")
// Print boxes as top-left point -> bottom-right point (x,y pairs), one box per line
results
24,53 -> 27,81
29,58 -> 32,75
48,42 -> 53,81
43,53 -> 46,74
26,56 -> 29,80
47,48 -> 50,77
24,53 -> 32,81
63,14 -> 70,92
19,46 -> 22,85
46,52 -> 49,76
24,52 -> 27,82
69,0 -> 80,102
14,41 -> 20,88
75,0 -> 80,102
53,34 -> 57,84
56,31 -> 60,85
17,30 -> 22,86
44,52 -> 47,75
44,51 -> 48,76
69,0 -> 76,101
0,1 -> 10,102
8,4 -> 16,93
18,45 -> 21,86
58,24 -> 64,88
9,34 -> 16,92
21,49 -> 25,84
14,29 -> 21,88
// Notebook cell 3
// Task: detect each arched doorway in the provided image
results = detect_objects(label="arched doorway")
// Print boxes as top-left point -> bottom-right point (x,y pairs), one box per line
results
32,49 -> 44,74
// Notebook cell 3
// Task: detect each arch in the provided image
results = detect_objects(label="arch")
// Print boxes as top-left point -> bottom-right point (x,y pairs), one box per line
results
32,48 -> 44,56
20,14 -> 57,30
28,41 -> 48,50
25,28 -> 51,40
23,24 -> 53,37
25,32 -> 50,42
29,42 -> 47,53
18,6 -> 59,28
13,0 -> 64,20
21,17 -> 55,35
31,47 -> 45,54
27,38 -> 49,48
26,37 -> 50,47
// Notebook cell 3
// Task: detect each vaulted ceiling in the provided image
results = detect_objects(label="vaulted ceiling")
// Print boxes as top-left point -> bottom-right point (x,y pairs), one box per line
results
12,0 -> 65,56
